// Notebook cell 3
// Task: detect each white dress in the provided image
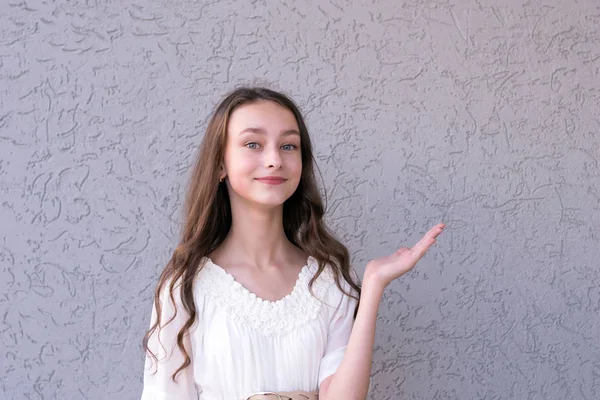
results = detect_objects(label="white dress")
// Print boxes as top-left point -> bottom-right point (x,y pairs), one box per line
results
141,256 -> 358,400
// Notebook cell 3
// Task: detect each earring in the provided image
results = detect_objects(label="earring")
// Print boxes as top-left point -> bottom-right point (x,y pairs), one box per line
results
219,176 -> 225,183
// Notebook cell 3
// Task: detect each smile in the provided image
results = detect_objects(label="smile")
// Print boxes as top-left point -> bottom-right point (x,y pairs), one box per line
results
255,177 -> 287,185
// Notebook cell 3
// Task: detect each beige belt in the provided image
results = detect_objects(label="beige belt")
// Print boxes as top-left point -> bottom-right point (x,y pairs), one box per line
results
245,390 -> 319,400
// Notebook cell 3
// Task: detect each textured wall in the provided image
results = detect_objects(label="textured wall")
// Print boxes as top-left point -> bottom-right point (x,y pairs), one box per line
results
1,0 -> 599,399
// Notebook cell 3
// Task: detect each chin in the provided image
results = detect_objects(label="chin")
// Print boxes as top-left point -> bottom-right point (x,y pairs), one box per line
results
243,189 -> 296,208
251,194 -> 294,207
230,182 -> 299,208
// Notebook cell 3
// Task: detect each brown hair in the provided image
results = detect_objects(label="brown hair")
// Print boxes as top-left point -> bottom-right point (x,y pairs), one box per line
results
142,86 -> 361,381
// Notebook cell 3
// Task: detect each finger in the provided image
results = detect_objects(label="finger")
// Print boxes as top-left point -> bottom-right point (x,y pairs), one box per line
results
411,237 -> 435,258
412,225 -> 444,257
430,223 -> 445,236
421,225 -> 444,242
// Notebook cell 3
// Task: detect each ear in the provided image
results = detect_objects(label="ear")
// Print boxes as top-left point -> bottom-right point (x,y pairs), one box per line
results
219,164 -> 227,181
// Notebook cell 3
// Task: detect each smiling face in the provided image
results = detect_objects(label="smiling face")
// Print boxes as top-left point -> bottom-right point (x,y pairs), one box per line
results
221,100 -> 303,208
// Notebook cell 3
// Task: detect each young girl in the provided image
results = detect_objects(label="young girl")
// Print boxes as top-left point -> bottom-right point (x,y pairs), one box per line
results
141,87 -> 445,400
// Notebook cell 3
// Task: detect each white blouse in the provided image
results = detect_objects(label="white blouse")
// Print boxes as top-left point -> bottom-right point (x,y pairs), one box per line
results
141,256 -> 358,400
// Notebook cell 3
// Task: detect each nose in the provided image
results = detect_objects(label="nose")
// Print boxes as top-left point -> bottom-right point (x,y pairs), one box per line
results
265,146 -> 283,169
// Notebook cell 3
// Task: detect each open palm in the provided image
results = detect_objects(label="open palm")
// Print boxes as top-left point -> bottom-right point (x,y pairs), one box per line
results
365,223 -> 446,288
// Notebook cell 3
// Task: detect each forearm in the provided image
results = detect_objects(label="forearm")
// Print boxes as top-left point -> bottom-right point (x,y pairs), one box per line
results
321,278 -> 385,400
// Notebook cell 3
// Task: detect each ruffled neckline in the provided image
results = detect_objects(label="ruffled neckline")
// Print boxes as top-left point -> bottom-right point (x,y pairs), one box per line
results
203,256 -> 313,306
195,256 -> 332,336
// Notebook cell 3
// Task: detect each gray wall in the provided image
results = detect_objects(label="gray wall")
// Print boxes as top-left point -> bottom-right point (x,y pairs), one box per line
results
1,0 -> 599,399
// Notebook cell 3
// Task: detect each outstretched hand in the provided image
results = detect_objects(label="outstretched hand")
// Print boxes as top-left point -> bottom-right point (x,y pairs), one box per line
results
364,223 -> 446,289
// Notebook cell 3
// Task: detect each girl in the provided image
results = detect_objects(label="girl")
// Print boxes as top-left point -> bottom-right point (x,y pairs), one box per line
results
141,87 -> 445,400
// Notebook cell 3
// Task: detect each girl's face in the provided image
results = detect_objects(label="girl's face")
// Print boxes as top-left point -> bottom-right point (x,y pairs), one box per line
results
222,100 -> 302,208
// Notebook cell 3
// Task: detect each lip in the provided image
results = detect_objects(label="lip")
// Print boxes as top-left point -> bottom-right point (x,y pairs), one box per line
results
255,177 -> 287,185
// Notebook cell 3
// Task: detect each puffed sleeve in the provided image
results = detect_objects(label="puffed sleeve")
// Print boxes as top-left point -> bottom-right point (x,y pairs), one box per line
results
141,278 -> 200,400
317,270 -> 360,387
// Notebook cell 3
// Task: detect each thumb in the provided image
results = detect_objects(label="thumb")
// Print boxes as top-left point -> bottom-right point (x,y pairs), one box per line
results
395,247 -> 410,256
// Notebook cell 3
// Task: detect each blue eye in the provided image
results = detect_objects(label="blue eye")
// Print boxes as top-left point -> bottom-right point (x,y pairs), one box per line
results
281,144 -> 297,151
246,142 -> 260,149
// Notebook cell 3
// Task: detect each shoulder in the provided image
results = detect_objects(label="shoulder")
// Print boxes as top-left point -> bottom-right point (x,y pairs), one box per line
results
305,257 -> 360,308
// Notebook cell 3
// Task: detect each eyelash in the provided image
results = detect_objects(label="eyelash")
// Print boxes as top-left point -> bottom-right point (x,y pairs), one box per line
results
245,142 -> 298,151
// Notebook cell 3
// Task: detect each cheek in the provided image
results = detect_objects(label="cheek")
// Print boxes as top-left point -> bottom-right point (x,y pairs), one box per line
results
290,155 -> 303,177
225,157 -> 261,195
224,149 -> 254,176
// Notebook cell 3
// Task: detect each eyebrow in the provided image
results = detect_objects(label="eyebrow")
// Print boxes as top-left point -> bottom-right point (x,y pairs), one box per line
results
239,127 -> 300,136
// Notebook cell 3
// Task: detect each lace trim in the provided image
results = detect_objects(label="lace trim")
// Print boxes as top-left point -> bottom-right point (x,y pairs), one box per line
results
195,256 -> 332,336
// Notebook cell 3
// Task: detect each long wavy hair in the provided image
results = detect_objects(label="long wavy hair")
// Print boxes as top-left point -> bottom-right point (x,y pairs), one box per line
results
142,86 -> 362,381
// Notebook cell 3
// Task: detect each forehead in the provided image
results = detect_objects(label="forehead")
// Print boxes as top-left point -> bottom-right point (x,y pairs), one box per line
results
228,100 -> 299,134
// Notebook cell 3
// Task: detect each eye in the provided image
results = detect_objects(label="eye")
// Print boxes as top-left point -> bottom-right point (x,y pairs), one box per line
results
281,144 -> 297,151
245,142 -> 260,149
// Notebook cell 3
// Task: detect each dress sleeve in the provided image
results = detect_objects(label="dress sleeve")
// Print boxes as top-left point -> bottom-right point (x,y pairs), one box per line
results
141,278 -> 200,400
317,270 -> 360,387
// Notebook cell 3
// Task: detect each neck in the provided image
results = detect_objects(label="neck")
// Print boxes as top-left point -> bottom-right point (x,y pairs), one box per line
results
221,199 -> 290,268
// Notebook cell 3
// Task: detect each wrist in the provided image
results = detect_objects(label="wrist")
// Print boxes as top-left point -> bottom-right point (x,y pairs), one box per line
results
363,263 -> 389,292
361,273 -> 386,297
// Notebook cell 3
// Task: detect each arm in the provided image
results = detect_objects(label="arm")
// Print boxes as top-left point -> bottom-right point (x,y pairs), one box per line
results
141,279 -> 199,400
320,223 -> 446,400
318,276 -> 383,400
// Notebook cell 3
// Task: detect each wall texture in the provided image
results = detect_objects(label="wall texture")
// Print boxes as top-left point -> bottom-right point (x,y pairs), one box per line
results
1,0 -> 599,399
